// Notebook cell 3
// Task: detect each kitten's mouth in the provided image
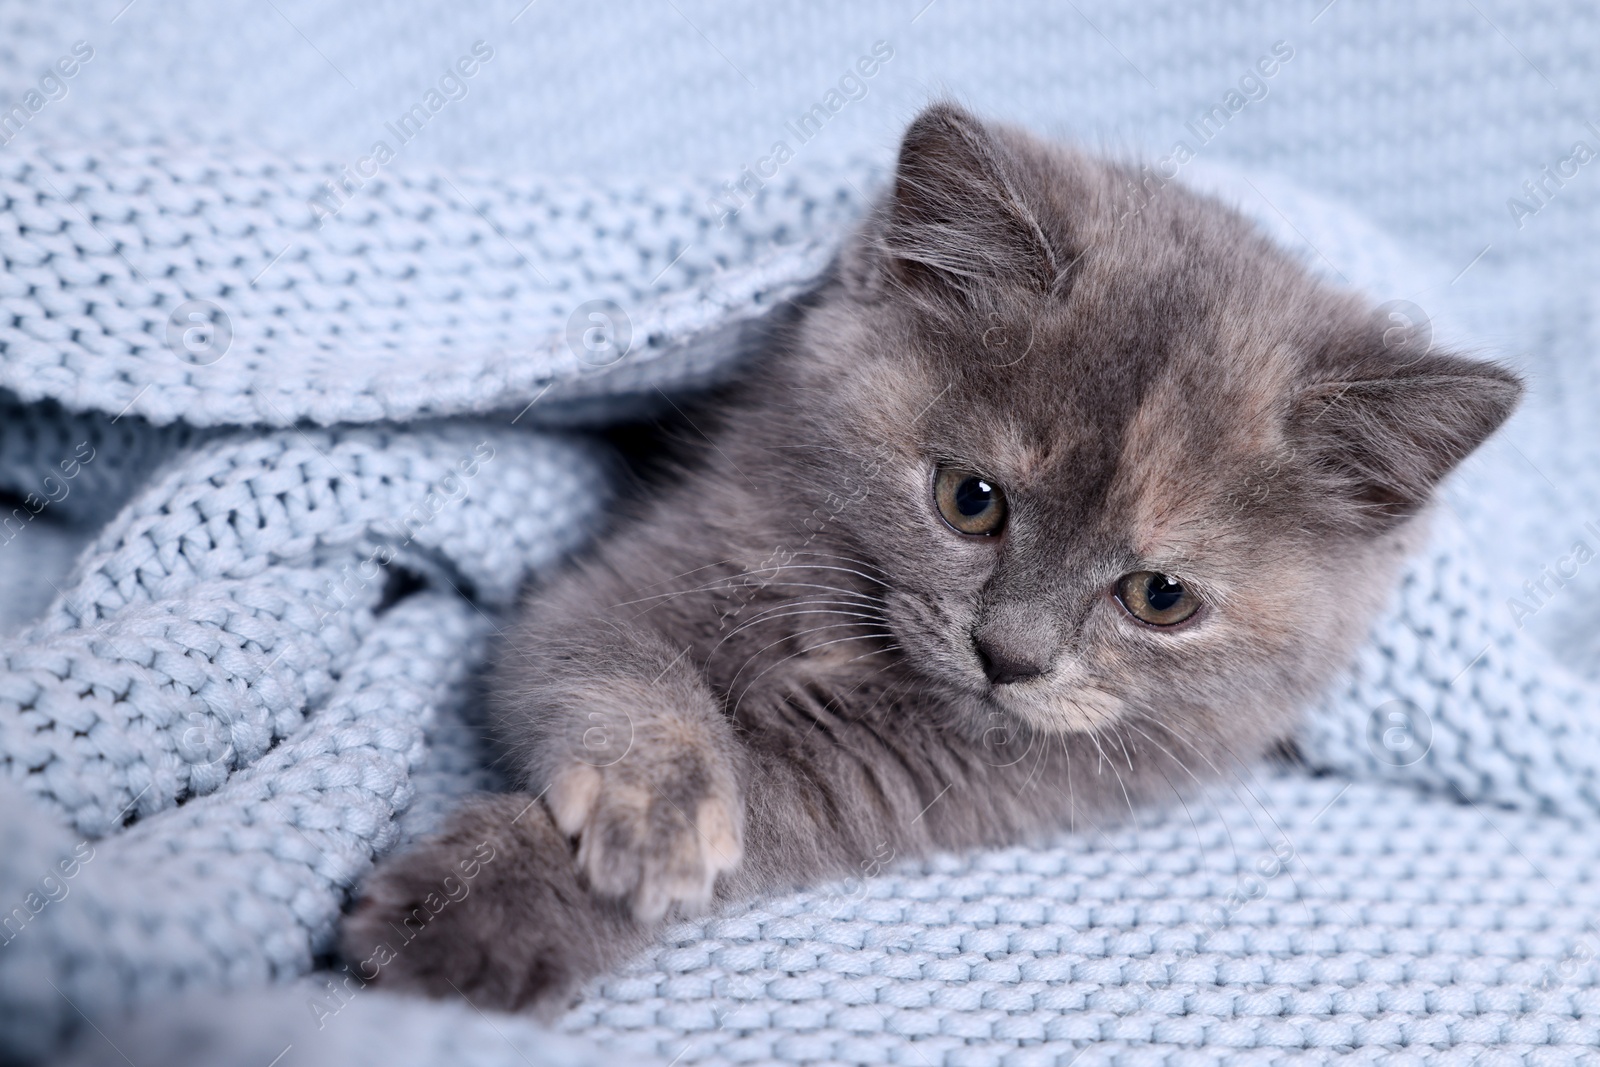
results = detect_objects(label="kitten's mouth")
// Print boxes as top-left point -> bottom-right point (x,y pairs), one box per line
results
976,661 -> 1050,697
977,670 -> 1127,735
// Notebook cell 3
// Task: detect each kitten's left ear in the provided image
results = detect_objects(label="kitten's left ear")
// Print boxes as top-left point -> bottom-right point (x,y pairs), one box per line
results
861,102 -> 1063,302
1291,345 -> 1523,528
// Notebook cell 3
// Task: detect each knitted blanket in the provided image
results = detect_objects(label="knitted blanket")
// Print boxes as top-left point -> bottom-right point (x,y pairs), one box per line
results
0,131 -> 1592,1067
8,0 -> 1600,1052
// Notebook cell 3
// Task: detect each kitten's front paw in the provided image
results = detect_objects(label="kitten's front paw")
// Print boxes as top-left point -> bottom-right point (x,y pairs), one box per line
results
341,794 -> 639,1013
547,748 -> 743,923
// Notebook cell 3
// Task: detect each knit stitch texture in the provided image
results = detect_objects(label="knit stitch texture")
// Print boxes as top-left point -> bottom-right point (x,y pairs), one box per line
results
1,2 -> 1597,1064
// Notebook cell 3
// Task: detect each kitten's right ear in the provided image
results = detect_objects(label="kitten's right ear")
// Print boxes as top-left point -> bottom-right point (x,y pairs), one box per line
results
858,102 -> 1061,303
1290,346 -> 1523,530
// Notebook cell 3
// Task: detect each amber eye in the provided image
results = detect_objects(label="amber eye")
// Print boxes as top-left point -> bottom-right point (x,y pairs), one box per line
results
1114,571 -> 1200,627
934,467 -> 1007,536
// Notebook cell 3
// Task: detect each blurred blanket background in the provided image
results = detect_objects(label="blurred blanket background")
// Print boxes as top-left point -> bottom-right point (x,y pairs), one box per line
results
1,2 -> 1599,1064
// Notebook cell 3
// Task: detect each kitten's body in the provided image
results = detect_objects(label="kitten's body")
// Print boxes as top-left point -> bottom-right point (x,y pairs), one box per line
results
342,105 -> 1519,1010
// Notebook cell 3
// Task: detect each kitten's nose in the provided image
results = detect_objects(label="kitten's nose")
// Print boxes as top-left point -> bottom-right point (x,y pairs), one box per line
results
974,633 -> 1052,685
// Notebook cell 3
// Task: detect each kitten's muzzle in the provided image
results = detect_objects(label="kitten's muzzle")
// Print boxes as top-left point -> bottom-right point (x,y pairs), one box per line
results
973,628 -> 1055,686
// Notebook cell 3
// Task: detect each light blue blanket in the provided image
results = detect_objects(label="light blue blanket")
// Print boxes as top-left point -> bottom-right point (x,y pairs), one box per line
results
1,2 -> 1597,1064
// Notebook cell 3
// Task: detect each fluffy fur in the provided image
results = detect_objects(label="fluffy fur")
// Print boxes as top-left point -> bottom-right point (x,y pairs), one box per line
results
341,103 -> 1522,1011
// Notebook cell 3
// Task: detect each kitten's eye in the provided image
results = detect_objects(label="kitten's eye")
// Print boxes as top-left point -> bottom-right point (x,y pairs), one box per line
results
1114,571 -> 1200,627
934,467 -> 1007,536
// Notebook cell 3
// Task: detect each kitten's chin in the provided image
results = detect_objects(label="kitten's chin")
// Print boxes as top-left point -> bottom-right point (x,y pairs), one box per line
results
984,680 -> 1128,736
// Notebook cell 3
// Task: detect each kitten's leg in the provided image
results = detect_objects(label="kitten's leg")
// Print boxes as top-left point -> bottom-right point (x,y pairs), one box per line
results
503,621 -> 747,925
340,793 -> 646,1013
345,544 -> 953,1007
344,651 -> 1001,1009
344,618 -> 746,1009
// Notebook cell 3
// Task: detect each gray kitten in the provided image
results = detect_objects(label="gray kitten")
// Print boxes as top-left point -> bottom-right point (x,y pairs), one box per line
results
340,103 -> 1520,1012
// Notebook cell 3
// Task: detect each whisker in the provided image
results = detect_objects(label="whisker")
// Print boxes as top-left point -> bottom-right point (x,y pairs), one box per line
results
1062,732 -> 1075,834
1097,725 -> 1140,832
706,604 -> 886,663
1088,728 -> 1110,777
613,575 -> 885,614
749,561 -> 890,589
1160,722 -> 1327,929
783,549 -> 896,581
727,621 -> 895,693
1021,729 -> 1050,792
1151,717 -> 1325,924
1120,719 -> 1238,880
719,596 -> 884,634
628,557 -> 739,595
1151,717 -> 1291,862
730,632 -> 896,718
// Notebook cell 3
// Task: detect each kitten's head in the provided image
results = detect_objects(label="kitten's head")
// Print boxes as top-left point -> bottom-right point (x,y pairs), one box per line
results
784,103 -> 1520,757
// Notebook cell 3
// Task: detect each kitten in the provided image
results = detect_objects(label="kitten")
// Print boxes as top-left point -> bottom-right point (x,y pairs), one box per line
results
341,103 -> 1521,1011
